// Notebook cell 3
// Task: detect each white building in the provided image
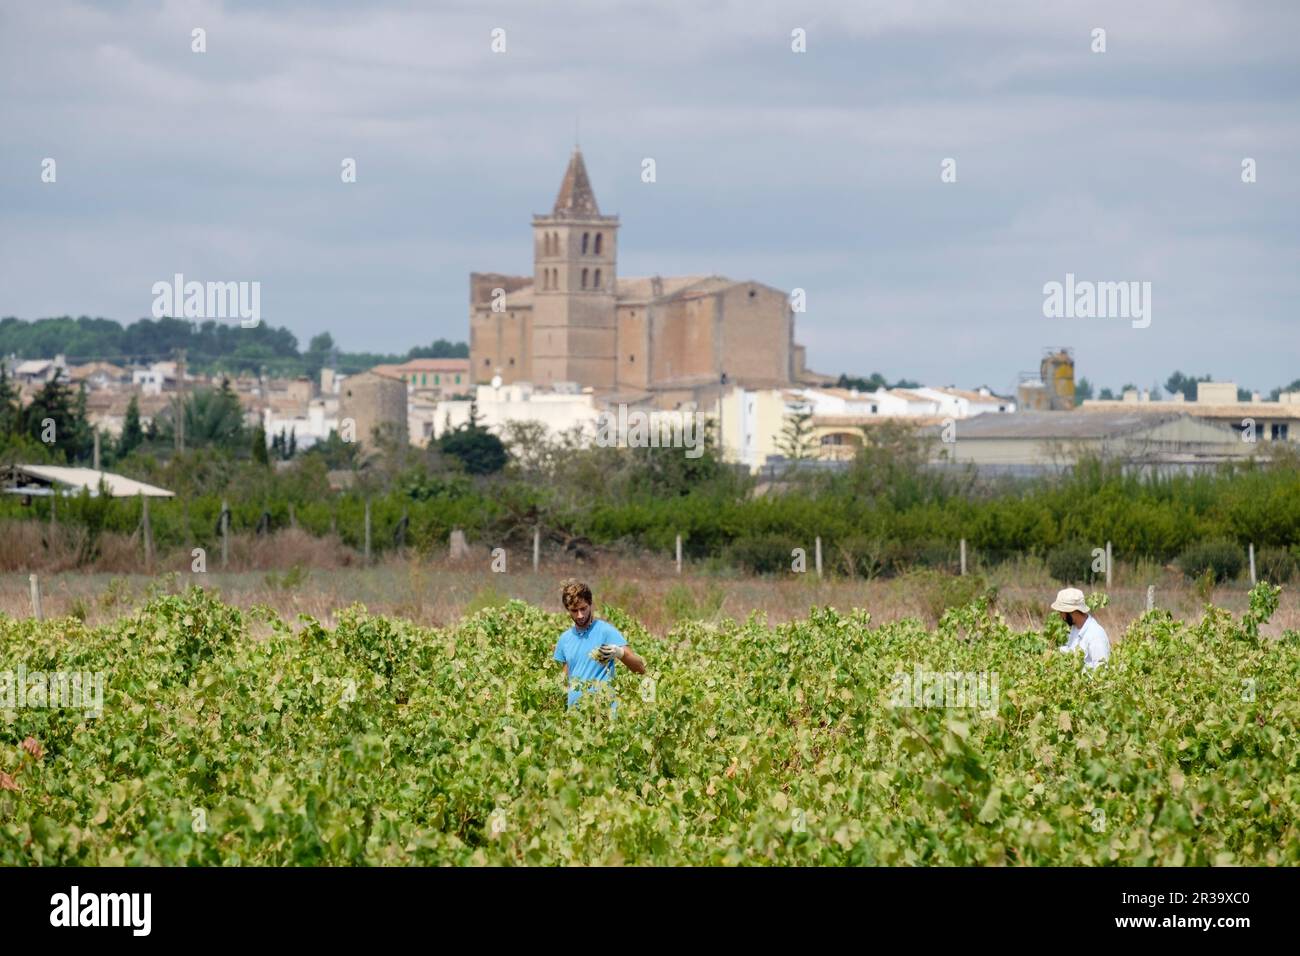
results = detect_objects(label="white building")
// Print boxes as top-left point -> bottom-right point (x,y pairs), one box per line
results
715,384 -> 1016,471
420,381 -> 603,446
914,386 -> 1015,419
262,400 -> 337,452
12,354 -> 68,386
132,361 -> 178,396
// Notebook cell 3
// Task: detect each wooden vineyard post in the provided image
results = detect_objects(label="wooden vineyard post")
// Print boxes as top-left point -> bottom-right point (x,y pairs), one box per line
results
29,573 -> 43,621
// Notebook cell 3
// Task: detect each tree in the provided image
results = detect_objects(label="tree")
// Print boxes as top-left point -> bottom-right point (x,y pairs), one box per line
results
835,372 -> 918,392
1098,387 -> 1116,401
270,426 -> 297,461
0,367 -> 20,438
303,429 -> 359,469
437,405 -> 508,475
118,394 -> 144,457
1269,379 -> 1300,401
407,338 -> 469,359
1165,371 -> 1212,400
251,423 -> 269,465
21,371 -> 92,463
308,332 -> 335,355
776,405 -> 817,460
154,378 -> 246,451
1075,377 -> 1094,402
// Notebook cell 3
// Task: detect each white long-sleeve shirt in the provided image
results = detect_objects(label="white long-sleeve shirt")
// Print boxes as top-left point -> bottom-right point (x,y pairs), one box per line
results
1059,614 -> 1110,669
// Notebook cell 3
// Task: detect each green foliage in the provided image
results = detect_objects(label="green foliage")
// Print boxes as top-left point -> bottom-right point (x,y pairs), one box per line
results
263,565 -> 309,592
1177,540 -> 1245,583
775,406 -> 816,461
1241,582 -> 1281,642
2,418 -> 1300,576
150,379 -> 247,453
897,569 -> 998,624
1269,379 -> 1300,402
436,408 -> 508,476
1164,371 -> 1213,401
0,316 -> 466,378
1255,546 -> 1297,584
1046,543 -> 1100,585
835,372 -> 920,392
662,583 -> 726,623
19,373 -> 93,463
251,424 -> 270,466
726,533 -> 800,574
117,395 -> 144,459
269,427 -> 297,461
0,367 -> 22,438
302,430 -> 359,470
3,591 -> 1297,865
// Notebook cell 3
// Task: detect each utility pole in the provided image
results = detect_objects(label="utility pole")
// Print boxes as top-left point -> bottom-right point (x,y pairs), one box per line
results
717,371 -> 728,463
175,348 -> 187,453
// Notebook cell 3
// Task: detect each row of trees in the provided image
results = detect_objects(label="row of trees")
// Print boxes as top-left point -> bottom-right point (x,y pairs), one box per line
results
0,365 -> 508,482
1076,371 -> 1300,403
6,404 -> 1298,573
0,316 -> 467,378
0,369 -> 280,469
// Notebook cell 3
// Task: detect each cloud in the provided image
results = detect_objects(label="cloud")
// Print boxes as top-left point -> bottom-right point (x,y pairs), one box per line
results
0,0 -> 1297,390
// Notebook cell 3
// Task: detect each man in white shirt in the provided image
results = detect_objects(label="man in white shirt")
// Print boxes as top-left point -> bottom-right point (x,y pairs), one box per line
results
1051,587 -> 1110,669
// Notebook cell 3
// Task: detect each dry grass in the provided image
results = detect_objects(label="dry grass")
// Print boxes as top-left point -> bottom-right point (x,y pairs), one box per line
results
3,552 -> 1296,640
0,520 -> 356,575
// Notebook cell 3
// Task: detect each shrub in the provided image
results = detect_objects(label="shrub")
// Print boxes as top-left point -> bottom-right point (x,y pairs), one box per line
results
1046,543 -> 1100,584
1255,546 -> 1297,584
663,583 -> 725,623
898,569 -> 998,625
1177,540 -> 1245,583
835,535 -> 887,579
726,534 -> 800,575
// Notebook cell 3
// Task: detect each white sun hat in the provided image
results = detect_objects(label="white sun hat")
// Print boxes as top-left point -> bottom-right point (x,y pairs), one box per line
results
1051,587 -> 1090,614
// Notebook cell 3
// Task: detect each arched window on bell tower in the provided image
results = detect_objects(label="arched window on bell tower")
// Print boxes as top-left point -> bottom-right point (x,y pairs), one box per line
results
593,268 -> 602,290
594,233 -> 602,255
581,268 -> 588,289
581,233 -> 589,254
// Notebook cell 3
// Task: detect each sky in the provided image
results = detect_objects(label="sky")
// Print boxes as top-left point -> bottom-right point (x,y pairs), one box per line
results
2,0 -> 1298,396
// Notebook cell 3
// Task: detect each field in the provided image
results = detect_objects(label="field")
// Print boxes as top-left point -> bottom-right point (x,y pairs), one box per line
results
2,582 -> 1297,865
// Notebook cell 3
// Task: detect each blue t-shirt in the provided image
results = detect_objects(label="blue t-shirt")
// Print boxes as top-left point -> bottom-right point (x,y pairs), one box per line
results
553,618 -> 628,708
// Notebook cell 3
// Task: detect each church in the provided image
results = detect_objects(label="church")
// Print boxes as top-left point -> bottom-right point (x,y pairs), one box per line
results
469,149 -> 827,409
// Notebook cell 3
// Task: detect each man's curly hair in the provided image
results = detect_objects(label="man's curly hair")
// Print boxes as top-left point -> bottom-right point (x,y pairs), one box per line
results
561,579 -> 593,610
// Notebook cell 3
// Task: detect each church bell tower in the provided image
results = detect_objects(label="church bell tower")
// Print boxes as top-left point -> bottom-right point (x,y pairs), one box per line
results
531,148 -> 619,388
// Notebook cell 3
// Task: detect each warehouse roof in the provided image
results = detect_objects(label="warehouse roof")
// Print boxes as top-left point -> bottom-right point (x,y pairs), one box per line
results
944,410 -> 1224,440
2,465 -> 175,498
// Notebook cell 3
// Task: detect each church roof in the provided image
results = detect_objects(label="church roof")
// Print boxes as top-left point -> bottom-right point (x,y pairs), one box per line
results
553,148 -> 601,217
615,275 -> 733,302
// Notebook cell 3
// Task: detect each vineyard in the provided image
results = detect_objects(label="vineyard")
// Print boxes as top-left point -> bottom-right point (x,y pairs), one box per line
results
2,585 -> 1297,865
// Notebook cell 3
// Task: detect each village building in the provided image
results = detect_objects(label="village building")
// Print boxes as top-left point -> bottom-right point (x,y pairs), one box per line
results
469,149 -> 830,409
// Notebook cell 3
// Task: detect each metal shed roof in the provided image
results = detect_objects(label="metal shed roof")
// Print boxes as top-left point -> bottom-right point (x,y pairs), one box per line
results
3,465 -> 175,498
939,411 -> 1231,440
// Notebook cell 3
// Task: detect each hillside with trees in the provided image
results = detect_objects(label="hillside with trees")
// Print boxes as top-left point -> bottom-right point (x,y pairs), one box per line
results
0,316 -> 466,378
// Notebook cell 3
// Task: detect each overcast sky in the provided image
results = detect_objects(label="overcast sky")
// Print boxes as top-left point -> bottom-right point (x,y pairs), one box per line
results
2,0 -> 1297,395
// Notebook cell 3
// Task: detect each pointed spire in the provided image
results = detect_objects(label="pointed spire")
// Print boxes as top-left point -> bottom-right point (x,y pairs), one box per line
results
552,148 -> 600,218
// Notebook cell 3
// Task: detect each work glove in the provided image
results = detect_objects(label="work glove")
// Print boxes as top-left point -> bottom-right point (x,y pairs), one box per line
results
595,644 -> 625,664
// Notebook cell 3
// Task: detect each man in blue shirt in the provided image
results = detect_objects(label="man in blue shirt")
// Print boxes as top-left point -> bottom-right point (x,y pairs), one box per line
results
553,580 -> 646,708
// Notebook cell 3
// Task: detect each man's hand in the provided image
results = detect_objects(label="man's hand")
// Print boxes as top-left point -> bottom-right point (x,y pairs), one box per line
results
595,644 -> 625,663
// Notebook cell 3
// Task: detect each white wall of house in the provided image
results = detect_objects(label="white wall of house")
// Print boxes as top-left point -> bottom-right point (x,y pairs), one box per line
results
262,401 -> 335,451
421,383 -> 602,444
